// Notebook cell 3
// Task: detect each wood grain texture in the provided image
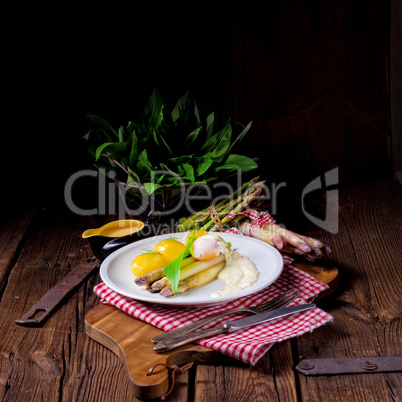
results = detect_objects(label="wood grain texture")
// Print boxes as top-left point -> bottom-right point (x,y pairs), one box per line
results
83,263 -> 337,400
0,209 -> 162,402
195,341 -> 298,402
391,0 -> 402,174
295,179 -> 402,401
0,320 -> 141,402
0,209 -> 35,295
0,209 -> 97,330
0,180 -> 401,401
85,304 -> 219,401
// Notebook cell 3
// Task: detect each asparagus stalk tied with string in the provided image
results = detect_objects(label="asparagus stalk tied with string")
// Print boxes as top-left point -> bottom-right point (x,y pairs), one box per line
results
178,177 -> 265,233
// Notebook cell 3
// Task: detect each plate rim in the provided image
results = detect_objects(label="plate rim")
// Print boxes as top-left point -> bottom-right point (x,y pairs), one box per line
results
99,231 -> 284,307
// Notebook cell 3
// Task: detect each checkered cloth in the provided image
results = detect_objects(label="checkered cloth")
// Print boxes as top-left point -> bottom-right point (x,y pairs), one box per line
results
227,209 -> 276,230
94,265 -> 333,365
94,209 -> 333,365
226,209 -> 294,266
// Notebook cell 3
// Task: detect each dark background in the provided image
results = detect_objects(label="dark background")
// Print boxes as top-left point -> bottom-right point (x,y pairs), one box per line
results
2,1 -> 401,218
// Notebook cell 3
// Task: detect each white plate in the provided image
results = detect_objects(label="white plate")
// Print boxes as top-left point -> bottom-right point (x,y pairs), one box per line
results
100,232 -> 284,307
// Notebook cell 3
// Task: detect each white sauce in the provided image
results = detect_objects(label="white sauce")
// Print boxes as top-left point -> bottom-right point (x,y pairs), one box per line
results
206,234 -> 259,298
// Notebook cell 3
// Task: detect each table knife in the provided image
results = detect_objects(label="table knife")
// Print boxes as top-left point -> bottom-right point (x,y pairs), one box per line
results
153,303 -> 316,352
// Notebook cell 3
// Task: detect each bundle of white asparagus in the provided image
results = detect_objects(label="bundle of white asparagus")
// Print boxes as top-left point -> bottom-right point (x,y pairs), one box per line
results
178,176 -> 332,261
134,254 -> 226,297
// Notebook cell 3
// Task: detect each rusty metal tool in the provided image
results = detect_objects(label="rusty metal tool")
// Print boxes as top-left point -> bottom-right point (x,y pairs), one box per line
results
296,356 -> 402,375
15,259 -> 99,326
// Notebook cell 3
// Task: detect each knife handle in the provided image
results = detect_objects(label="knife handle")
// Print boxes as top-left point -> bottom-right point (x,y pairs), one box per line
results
153,324 -> 229,352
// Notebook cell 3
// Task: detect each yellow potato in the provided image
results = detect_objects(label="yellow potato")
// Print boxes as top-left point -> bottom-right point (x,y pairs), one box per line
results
131,252 -> 167,277
153,238 -> 185,263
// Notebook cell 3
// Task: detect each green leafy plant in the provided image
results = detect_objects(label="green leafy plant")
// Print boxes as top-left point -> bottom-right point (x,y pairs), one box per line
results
84,89 -> 258,196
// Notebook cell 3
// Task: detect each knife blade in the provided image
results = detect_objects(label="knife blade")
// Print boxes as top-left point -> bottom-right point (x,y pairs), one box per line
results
153,303 -> 316,352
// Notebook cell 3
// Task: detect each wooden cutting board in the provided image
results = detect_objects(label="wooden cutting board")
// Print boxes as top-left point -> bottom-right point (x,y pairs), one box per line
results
85,262 -> 338,400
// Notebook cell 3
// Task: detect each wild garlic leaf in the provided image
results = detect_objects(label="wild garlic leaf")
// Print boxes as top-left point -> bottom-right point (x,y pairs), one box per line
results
86,90 -> 258,191
97,142 -> 130,161
182,163 -> 195,183
164,235 -> 197,292
205,112 -> 215,139
201,123 -> 231,155
210,124 -> 232,163
128,131 -> 139,167
194,100 -> 201,127
165,176 -> 179,187
157,174 -> 166,183
194,157 -> 213,177
159,162 -> 176,175
127,166 -> 141,185
143,89 -> 164,128
87,114 -> 118,137
157,131 -> 173,156
184,127 -> 202,147
143,182 -> 164,195
136,149 -> 154,176
127,121 -> 143,135
118,126 -> 125,142
227,121 -> 253,154
171,91 -> 189,123
215,154 -> 258,173
95,142 -> 114,160
168,155 -> 194,164
84,126 -> 114,157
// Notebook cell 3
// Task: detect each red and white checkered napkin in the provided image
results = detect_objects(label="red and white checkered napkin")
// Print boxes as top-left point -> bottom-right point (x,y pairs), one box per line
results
226,209 -> 293,266
93,266 -> 333,366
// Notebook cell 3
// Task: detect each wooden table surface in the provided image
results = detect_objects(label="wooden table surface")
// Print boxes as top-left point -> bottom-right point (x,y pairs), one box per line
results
0,179 -> 401,401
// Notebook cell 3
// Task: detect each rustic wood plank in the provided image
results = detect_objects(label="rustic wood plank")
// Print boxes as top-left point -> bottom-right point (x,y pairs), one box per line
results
0,320 -> 142,401
295,179 -> 402,401
0,310 -> 190,402
391,0 -> 402,174
0,209 -> 99,331
192,179 -> 401,402
0,324 -> 63,401
194,341 -> 297,401
0,209 -> 36,294
0,209 -> 105,400
1,180 -> 401,401
0,208 -> 192,401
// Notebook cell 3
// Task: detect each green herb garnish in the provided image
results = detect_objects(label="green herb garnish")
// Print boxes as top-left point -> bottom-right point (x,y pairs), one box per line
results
163,236 -> 197,293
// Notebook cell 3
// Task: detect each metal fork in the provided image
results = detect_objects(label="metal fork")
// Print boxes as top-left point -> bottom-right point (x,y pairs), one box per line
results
151,288 -> 300,343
